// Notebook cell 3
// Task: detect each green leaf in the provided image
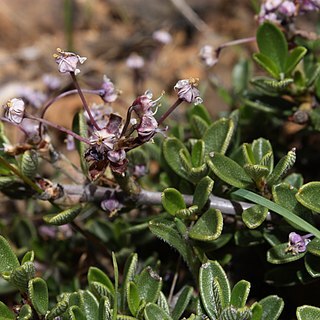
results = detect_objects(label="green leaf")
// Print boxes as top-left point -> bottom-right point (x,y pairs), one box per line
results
0,235 -> 19,273
98,296 -> 112,320
233,189 -> 320,239
230,280 -> 250,308
46,296 -> 69,320
10,262 -> 35,292
144,303 -> 173,320
192,176 -> 214,211
266,148 -> 296,186
243,164 -> 270,183
112,252 -> 119,320
267,243 -> 306,264
251,302 -> 263,320
242,143 -> 256,165
21,251 -> 34,265
207,153 -> 253,188
175,205 -> 199,219
18,304 -> 33,320
0,301 -> 15,319
203,118 -> 235,156
307,238 -> 320,256
43,204 -> 82,225
252,138 -> 273,166
259,295 -> 284,320
161,188 -> 186,216
188,104 -> 212,124
305,254 -> 320,278
69,305 -> 86,320
149,219 -> 198,277
172,286 -> 193,320
285,46 -> 307,75
28,277 -> 48,315
191,140 -> 205,167
284,173 -> 303,189
253,53 -> 280,79
163,138 -> 190,180
127,281 -> 140,317
72,111 -> 89,174
82,290 -> 99,320
232,59 -> 251,94
219,306 -> 252,320
88,267 -> 115,296
296,181 -> 320,212
20,150 -> 38,179
256,22 -> 288,73
157,292 -> 170,315
272,183 -> 313,230
190,115 -> 209,138
199,261 -> 231,317
121,253 -> 138,312
90,282 -> 113,300
135,267 -> 162,304
297,305 -> 320,320
189,208 -> 223,241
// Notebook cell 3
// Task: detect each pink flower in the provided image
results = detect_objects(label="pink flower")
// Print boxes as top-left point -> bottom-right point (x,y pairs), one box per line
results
3,98 -> 25,124
89,129 -> 115,150
174,78 -> 203,105
101,75 -> 118,103
126,53 -> 145,69
286,232 -> 313,255
152,30 -> 172,44
199,45 -> 217,67
53,48 -> 87,75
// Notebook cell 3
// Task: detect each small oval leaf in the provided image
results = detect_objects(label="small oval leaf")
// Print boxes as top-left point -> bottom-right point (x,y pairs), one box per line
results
28,277 -> 48,315
242,204 -> 268,229
207,153 -> 252,188
296,181 -> 320,213
267,243 -> 306,264
193,176 -> 214,211
161,188 -> 186,216
259,295 -> 284,320
43,204 -> 82,225
189,208 -> 223,241
0,235 -> 20,273
297,305 -> 320,320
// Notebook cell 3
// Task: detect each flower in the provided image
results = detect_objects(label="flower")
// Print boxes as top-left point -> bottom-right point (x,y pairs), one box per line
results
286,232 -> 313,255
3,98 -> 25,124
89,129 -> 115,150
126,53 -> 145,69
131,90 -> 162,118
53,48 -> 87,75
152,30 -> 172,44
101,75 -> 119,103
174,78 -> 203,105
137,114 -> 159,141
199,45 -> 217,67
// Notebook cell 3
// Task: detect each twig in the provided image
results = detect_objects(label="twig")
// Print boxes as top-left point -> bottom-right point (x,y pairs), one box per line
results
168,0 -> 212,34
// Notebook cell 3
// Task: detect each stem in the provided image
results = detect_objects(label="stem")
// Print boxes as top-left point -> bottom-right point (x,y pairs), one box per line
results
39,88 -> 103,136
0,117 -> 29,136
25,113 -> 91,145
0,156 -> 43,194
157,98 -> 183,126
168,256 -> 181,305
70,72 -> 101,130
215,36 -> 256,60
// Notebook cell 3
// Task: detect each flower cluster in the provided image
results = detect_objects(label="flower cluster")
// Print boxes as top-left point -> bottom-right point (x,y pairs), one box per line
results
286,232 -> 312,255
258,0 -> 320,24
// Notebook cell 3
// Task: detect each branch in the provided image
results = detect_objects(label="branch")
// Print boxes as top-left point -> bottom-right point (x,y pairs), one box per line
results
62,184 -> 258,217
